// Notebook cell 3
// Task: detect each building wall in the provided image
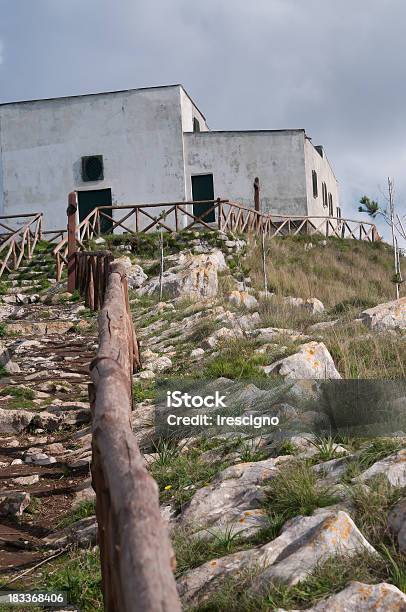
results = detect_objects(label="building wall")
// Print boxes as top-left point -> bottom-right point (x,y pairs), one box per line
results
179,88 -> 209,133
0,85 -> 188,229
304,138 -> 339,219
184,130 -> 309,216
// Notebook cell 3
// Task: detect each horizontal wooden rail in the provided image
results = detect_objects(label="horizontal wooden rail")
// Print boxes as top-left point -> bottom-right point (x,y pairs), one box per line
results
0,213 -> 43,278
53,197 -> 379,280
88,261 -> 180,611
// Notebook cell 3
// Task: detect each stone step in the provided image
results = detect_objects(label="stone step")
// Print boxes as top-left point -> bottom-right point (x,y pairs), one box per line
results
3,285 -> 39,294
3,320 -> 75,336
6,271 -> 45,280
3,279 -> 44,287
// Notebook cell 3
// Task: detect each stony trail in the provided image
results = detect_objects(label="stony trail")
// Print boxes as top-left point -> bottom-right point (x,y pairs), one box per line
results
0,247 -> 97,582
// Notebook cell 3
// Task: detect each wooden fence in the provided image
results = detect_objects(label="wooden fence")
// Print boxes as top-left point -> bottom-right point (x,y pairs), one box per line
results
74,256 -> 181,611
53,194 -> 379,280
74,251 -> 114,310
0,213 -> 43,277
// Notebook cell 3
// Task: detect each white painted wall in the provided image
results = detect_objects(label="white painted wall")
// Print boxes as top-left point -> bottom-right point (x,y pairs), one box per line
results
184,130 -> 308,216
0,85 -> 188,229
0,83 -> 340,234
304,138 -> 339,218
180,88 -> 209,133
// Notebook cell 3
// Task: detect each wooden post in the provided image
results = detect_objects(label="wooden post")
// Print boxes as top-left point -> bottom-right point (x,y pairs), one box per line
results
90,262 -> 180,611
159,230 -> 164,300
261,230 -> 268,298
217,198 -> 222,231
67,191 -> 78,293
254,177 -> 260,212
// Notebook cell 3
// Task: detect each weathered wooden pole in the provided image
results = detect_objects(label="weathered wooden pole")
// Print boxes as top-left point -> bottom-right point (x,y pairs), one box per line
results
67,191 -> 78,293
254,177 -> 260,212
261,230 -> 268,298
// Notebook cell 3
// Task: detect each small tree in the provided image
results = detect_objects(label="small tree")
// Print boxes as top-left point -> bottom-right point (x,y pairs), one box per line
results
359,177 -> 404,299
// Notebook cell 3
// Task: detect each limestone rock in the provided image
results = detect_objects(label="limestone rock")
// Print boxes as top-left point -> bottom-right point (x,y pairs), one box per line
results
280,581 -> 406,611
253,327 -> 308,342
235,312 -> 261,330
388,497 -> 406,554
33,411 -> 61,431
227,291 -> 259,310
177,510 -> 376,607
137,250 -> 227,300
354,450 -> 406,487
191,348 -> 205,358
178,456 -> 291,534
144,355 -> 172,373
12,474 -> 40,486
202,326 -> 244,349
0,408 -> 34,433
44,516 -> 97,549
117,257 -> 148,288
0,340 -> 20,373
263,342 -> 341,380
24,449 -> 56,465
4,320 -> 74,336
0,491 -> 31,516
72,484 -> 96,508
308,320 -> 339,333
283,296 -> 325,314
360,297 -> 406,332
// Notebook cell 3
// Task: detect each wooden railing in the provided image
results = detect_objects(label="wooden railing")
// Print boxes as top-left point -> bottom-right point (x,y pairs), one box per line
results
0,213 -> 43,277
74,251 -> 114,311
75,258 -> 181,611
42,228 -> 67,243
53,195 -> 379,280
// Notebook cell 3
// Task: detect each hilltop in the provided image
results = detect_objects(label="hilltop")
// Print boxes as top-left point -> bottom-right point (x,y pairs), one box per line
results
0,229 -> 405,610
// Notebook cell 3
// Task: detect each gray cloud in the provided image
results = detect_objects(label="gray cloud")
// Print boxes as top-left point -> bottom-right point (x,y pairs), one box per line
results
0,0 -> 405,234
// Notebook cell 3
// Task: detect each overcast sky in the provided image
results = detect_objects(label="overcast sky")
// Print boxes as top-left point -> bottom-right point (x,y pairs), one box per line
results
1,0 -> 405,235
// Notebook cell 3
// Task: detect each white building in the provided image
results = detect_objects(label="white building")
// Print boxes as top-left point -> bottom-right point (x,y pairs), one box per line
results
0,84 -> 340,230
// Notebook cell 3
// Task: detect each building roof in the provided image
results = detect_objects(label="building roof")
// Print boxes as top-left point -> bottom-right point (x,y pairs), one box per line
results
0,83 -> 207,120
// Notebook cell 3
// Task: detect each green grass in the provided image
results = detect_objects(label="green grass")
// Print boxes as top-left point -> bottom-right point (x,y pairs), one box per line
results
57,500 -> 96,529
132,380 -> 156,403
309,435 -> 347,461
42,547 -> 102,611
0,281 -> 8,295
350,475 -> 405,547
0,385 -> 35,400
25,497 -> 42,515
189,318 -> 220,343
193,549 -> 401,611
150,446 -> 229,511
322,324 -> 406,379
357,438 -> 404,470
247,234 -> 402,310
265,460 -> 339,521
203,338 -> 269,380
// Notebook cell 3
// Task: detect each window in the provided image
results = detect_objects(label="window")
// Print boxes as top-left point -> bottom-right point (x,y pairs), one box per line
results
193,117 -> 201,132
328,193 -> 333,216
312,170 -> 318,198
322,182 -> 328,208
336,206 -> 342,219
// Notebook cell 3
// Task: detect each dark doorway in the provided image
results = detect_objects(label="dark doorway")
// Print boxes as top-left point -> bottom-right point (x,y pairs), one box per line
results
191,174 -> 215,223
77,188 -> 113,234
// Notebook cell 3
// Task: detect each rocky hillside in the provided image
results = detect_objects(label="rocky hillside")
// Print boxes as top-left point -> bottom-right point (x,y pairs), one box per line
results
0,231 -> 405,611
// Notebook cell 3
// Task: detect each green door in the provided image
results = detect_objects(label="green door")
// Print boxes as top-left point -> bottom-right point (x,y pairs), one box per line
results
192,174 -> 215,223
77,188 -> 113,234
